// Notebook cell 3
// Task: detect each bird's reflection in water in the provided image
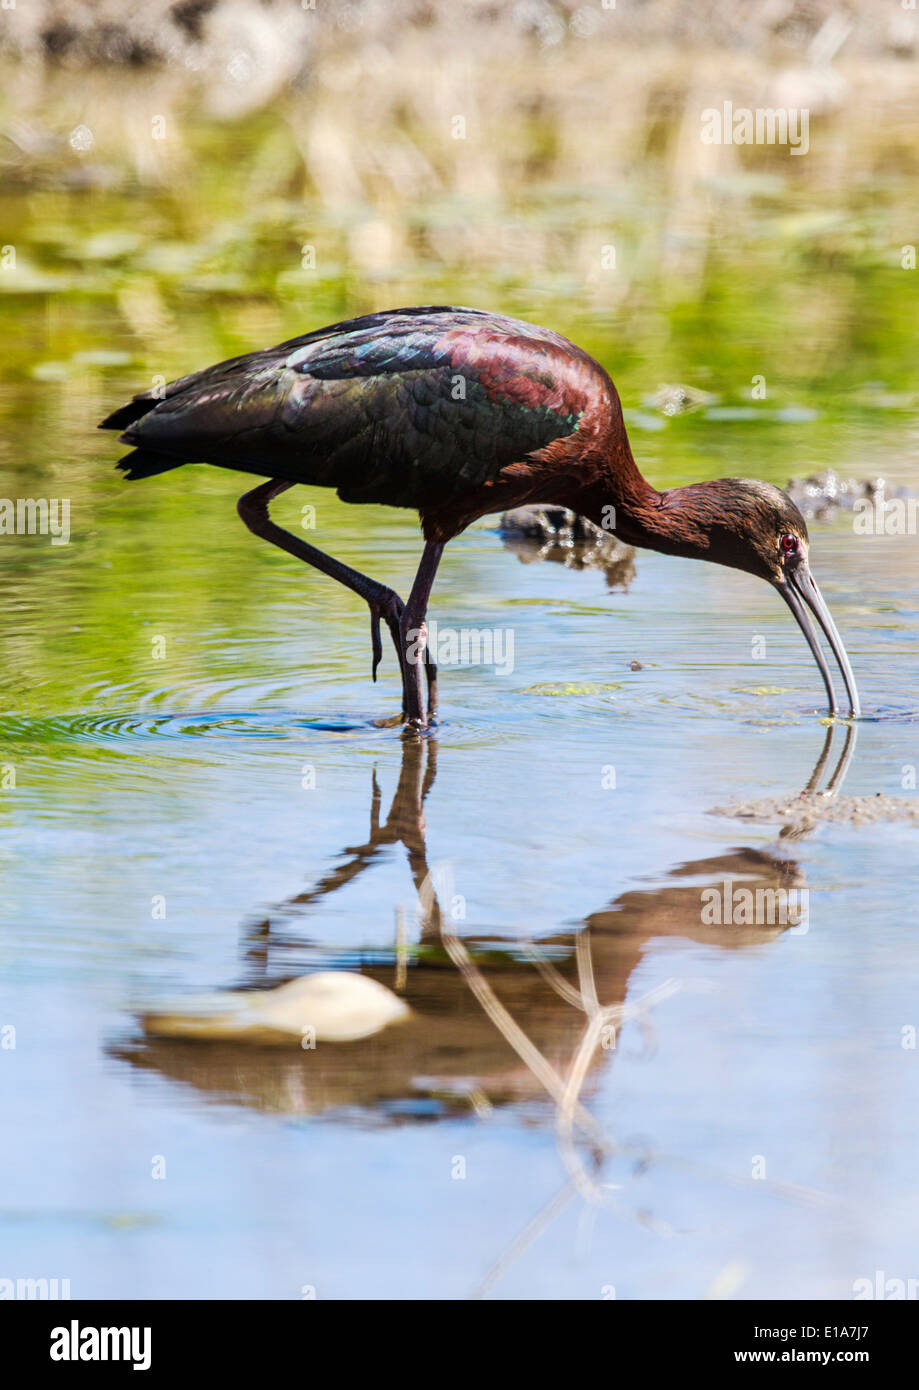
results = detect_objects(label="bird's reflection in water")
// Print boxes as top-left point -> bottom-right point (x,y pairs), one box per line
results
114,725 -> 855,1127
112,727 -> 857,1292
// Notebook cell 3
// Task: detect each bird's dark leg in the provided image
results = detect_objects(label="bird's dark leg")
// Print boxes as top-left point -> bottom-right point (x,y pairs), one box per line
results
424,645 -> 439,720
237,480 -> 406,696
400,541 -> 444,730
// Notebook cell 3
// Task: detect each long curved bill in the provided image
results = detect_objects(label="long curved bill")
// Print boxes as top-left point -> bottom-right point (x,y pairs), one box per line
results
777,564 -> 860,718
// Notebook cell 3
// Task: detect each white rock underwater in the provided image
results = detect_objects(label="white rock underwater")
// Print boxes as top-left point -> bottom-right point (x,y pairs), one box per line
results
141,972 -> 410,1045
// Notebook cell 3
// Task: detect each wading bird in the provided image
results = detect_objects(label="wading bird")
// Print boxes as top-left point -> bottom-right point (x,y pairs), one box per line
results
101,306 -> 860,729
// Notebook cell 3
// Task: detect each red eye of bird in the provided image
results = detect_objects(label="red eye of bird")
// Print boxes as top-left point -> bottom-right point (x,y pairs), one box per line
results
781,533 -> 798,555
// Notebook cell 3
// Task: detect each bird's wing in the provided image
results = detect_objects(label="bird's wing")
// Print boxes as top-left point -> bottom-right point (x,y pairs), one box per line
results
102,307 -> 605,507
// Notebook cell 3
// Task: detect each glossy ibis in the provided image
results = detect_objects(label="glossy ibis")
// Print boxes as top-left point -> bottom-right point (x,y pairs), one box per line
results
101,306 -> 860,728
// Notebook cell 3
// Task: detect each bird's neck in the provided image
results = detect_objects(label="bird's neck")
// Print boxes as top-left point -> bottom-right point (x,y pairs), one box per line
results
575,454 -> 710,559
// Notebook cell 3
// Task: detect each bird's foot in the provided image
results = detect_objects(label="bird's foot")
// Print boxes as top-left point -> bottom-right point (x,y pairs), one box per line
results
367,592 -> 405,682
367,597 -> 439,733
372,708 -> 438,733
401,714 -> 432,736
370,711 -> 407,730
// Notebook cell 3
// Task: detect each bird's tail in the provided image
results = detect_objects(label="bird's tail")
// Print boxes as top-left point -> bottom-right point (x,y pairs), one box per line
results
115,449 -> 184,481
101,391 -> 186,481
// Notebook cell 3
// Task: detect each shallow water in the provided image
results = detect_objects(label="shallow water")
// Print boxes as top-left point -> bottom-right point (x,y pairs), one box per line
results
2,119 -> 919,1299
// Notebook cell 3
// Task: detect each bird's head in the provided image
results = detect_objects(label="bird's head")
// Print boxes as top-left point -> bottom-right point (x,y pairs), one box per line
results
656,478 -> 860,717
